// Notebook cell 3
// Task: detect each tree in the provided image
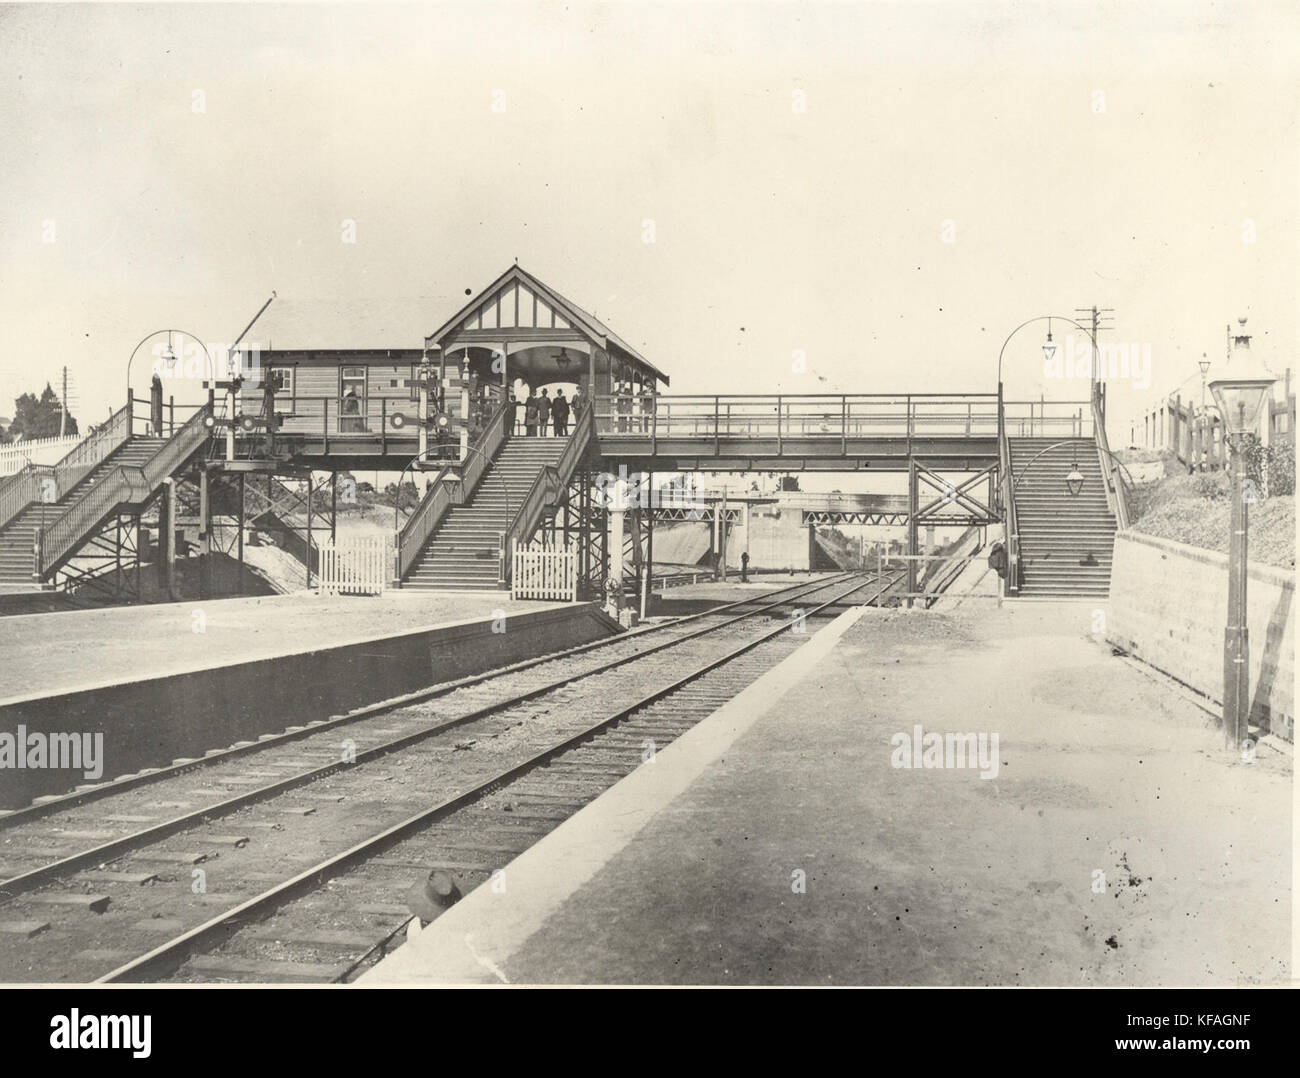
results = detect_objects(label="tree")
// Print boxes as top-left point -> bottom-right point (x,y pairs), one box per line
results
10,384 -> 78,439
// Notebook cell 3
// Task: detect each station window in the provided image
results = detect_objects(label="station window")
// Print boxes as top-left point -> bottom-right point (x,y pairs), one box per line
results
269,367 -> 294,396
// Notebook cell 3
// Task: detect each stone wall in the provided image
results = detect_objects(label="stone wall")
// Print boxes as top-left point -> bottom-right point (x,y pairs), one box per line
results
1106,531 -> 1294,741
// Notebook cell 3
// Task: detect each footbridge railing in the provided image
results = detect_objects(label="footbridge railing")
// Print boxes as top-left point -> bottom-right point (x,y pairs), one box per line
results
596,393 -> 1002,441
1092,390 -> 1131,530
594,393 -> 1090,445
35,402 -> 212,577
0,399 -> 133,533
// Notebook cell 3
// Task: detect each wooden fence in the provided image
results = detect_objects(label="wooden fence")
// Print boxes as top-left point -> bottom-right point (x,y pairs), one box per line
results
1138,369 -> 1295,472
512,542 -> 577,601
0,434 -> 85,475
317,535 -> 392,596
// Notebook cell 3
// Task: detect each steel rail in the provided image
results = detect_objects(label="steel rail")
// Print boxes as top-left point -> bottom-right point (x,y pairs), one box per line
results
97,571 -> 898,983
0,572 -> 855,829
0,574 -> 866,899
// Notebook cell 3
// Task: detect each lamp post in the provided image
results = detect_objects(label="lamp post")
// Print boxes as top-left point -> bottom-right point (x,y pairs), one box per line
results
1207,318 -> 1277,751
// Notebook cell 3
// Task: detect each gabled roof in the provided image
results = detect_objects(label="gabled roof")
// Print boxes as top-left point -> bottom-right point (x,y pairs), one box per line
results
425,264 -> 668,384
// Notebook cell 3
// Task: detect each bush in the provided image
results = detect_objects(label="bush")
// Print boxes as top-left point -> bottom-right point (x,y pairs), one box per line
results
1190,472 -> 1227,500
1240,439 -> 1295,497
1268,440 -> 1296,496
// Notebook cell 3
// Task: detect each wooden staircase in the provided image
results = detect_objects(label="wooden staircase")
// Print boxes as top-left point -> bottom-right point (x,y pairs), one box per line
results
1008,437 -> 1117,599
402,436 -> 570,591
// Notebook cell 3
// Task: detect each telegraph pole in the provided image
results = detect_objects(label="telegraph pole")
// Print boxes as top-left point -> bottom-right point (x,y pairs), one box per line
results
1075,305 -> 1114,419
60,366 -> 68,436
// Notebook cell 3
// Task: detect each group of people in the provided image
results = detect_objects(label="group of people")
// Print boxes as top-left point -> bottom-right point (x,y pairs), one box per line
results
614,379 -> 657,433
507,386 -> 578,437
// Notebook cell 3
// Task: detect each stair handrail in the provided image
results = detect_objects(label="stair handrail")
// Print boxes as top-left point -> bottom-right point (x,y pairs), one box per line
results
997,382 -> 1020,595
50,398 -> 134,498
394,464 -> 454,581
1091,389 -> 1131,530
0,466 -> 47,532
36,403 -> 212,576
501,399 -> 594,582
0,400 -> 133,531
394,401 -> 508,582
35,465 -> 152,576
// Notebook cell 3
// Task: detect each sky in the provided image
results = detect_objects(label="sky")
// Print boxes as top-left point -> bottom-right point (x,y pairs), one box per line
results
1,0 -> 1296,455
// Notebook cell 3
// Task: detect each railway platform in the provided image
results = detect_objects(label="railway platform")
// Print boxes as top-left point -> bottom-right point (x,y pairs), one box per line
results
0,592 -> 620,809
366,600 -> 1291,986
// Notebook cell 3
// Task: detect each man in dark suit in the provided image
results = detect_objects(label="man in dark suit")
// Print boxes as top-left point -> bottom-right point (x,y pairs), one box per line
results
551,389 -> 570,436
524,389 -> 540,436
538,388 -> 552,436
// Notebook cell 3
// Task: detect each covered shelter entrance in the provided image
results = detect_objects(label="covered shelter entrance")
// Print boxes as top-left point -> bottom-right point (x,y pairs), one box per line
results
423,264 -> 669,433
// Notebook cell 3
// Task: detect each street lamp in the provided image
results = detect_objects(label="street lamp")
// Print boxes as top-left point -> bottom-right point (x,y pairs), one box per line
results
1198,353 -> 1211,413
1206,317 -> 1277,751
1042,321 -> 1058,365
1065,448 -> 1085,496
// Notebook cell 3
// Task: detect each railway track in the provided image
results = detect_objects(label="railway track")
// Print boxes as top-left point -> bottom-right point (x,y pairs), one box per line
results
0,571 -> 898,983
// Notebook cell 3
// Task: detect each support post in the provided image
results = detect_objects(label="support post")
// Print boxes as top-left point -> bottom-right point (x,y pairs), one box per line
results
330,471 -> 338,543
719,487 -> 728,582
115,515 -> 123,596
306,472 -> 314,590
134,514 -> 142,601
237,472 -> 245,593
609,476 -> 625,596
199,466 -> 211,600
907,458 -> 919,608
645,470 -> 654,614
164,477 -> 176,600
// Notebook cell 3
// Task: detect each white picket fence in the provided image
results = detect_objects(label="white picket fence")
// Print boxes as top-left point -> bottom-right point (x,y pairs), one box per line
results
317,535 -> 392,596
512,542 -> 577,601
0,434 -> 84,475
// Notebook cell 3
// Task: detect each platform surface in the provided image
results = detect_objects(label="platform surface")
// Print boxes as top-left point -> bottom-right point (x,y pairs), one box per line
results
366,601 -> 1292,986
0,591 -> 558,702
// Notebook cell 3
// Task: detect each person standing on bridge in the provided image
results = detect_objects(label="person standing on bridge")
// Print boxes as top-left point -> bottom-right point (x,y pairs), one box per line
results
640,379 -> 654,433
538,388 -> 552,437
616,380 -> 633,433
524,388 -> 540,436
505,392 -> 518,437
551,389 -> 570,437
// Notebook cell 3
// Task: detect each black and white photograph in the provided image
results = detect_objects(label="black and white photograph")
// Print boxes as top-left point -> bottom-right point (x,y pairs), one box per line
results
0,0 -> 1295,1045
